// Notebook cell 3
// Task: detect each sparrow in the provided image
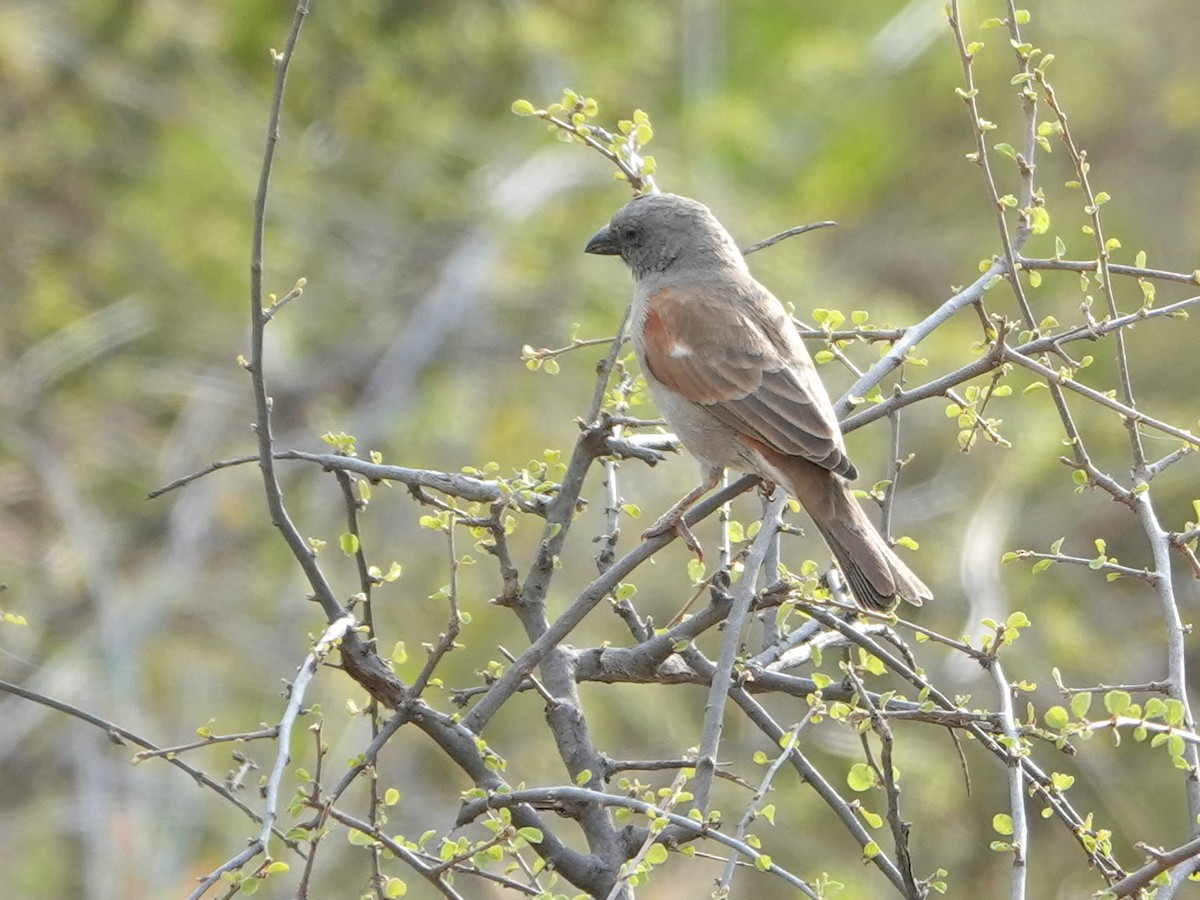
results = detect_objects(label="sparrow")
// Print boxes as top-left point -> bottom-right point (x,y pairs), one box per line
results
584,192 -> 931,610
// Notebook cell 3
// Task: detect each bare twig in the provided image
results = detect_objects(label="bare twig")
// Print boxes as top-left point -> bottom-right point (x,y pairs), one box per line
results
741,220 -> 837,256
1103,836 -> 1200,899
694,492 -> 787,810
0,679 -> 297,851
986,653 -> 1027,900
132,726 -> 279,761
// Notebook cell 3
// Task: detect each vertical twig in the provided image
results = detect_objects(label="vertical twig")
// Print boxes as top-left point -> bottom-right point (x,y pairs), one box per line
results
717,715 -> 812,891
987,655 -> 1028,900
694,493 -> 787,810
844,659 -> 920,898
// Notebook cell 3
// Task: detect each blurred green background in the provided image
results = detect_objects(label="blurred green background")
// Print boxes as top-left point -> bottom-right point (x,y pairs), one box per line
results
2,0 -> 1199,897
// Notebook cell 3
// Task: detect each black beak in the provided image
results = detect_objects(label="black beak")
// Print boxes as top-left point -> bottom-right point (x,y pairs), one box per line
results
584,225 -> 621,256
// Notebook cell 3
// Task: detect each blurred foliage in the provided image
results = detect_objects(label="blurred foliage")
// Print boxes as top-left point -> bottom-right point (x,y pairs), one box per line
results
1,0 -> 1199,897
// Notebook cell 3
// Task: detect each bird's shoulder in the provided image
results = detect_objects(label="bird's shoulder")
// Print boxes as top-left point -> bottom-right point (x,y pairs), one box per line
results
636,271 -> 804,364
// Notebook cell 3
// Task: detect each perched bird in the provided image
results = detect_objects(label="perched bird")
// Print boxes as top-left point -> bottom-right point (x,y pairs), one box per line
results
585,192 -> 931,610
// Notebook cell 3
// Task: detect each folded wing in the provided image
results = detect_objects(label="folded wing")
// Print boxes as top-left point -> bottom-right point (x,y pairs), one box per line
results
640,282 -> 856,479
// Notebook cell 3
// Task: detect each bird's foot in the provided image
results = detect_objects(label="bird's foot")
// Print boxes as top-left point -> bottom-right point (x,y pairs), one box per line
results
642,509 -> 704,562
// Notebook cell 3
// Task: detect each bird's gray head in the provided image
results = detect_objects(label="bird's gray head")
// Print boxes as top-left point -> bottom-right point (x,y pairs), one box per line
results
584,193 -> 743,279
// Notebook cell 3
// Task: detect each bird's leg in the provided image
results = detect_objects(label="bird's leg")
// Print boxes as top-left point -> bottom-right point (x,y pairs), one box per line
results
642,466 -> 724,561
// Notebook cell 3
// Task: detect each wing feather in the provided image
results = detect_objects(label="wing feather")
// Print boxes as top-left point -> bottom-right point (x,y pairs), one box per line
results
640,281 -> 856,479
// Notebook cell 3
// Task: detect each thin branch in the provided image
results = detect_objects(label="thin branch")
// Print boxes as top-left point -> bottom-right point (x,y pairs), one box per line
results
1002,347 -> 1200,449
723,678 -> 908,894
149,450 -> 559,514
718,716 -> 811,892
1007,550 -> 1156,583
694,491 -> 787,811
462,475 -> 759,733
1104,836 -> 1200,899
845,658 -> 920,898
260,616 -> 355,852
187,844 -> 263,900
0,679 -> 298,851
324,807 -> 466,899
987,653 -> 1027,900
1017,257 -> 1200,286
458,786 -> 818,897
604,771 -> 690,900
800,603 -> 1125,880
600,756 -> 752,789
133,726 -> 279,761
1034,57 -> 1145,471
741,220 -> 837,256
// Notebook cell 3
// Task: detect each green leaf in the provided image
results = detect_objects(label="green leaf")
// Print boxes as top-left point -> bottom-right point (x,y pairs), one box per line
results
640,843 -> 670,867
1051,772 -> 1076,792
575,769 -> 592,785
1165,699 -> 1186,727
384,788 -> 400,806
339,532 -> 360,555
1044,706 -> 1070,729
1104,690 -> 1132,717
1070,692 -> 1092,719
760,803 -> 776,825
517,827 -> 545,844
264,861 -> 290,874
847,763 -> 875,792
385,877 -> 408,897
993,813 -> 1013,835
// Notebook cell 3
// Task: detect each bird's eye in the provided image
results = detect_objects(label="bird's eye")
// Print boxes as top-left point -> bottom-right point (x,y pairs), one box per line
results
619,225 -> 640,244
